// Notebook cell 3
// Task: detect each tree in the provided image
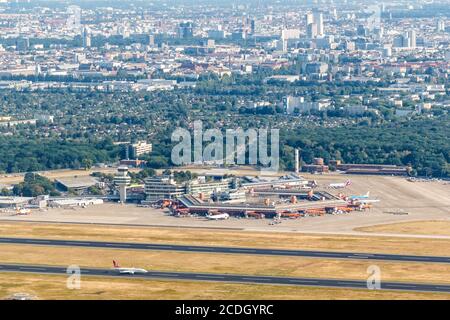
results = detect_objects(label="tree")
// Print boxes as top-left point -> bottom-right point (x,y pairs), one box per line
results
82,158 -> 93,170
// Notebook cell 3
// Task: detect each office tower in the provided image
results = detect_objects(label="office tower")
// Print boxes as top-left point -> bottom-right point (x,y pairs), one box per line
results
332,8 -> 337,20
436,19 -> 445,32
250,19 -> 256,34
208,29 -> 225,39
178,22 -> 194,39
393,35 -> 404,48
307,23 -> 318,39
315,12 -> 324,36
279,39 -> 288,52
382,46 -> 392,57
407,30 -> 416,48
374,27 -> 384,40
15,37 -> 29,51
82,27 -> 91,48
148,34 -> 155,46
357,24 -> 367,37
35,64 -> 42,77
393,31 -> 415,49
281,29 -> 300,40
306,12 -> 314,26
306,11 -> 323,38
66,5 -> 81,32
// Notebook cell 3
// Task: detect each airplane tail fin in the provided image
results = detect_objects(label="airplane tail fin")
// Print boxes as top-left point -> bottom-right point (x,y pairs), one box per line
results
366,191 -> 370,197
113,260 -> 120,268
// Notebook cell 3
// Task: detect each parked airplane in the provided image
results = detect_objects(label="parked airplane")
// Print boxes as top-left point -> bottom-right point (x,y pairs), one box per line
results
206,213 -> 230,220
15,208 -> 31,215
112,260 -> 147,274
328,180 -> 351,189
352,199 -> 380,204
349,191 -> 370,200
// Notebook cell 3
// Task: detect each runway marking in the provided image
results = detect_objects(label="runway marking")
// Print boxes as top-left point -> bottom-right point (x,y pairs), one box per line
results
289,279 -> 318,283
338,281 -> 360,286
19,267 -> 46,271
242,277 -> 271,281
434,286 -> 450,290
65,242 -> 91,246
195,275 -> 225,279
388,284 -> 417,288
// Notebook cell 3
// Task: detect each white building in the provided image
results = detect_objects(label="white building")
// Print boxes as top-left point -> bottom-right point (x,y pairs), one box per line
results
130,141 -> 152,158
284,96 -> 332,114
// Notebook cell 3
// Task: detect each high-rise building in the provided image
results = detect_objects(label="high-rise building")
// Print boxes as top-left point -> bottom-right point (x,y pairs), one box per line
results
82,27 -> 91,48
407,30 -> 416,48
305,11 -> 323,38
305,12 -> 314,26
393,35 -> 404,48
281,29 -> 300,40
382,46 -> 392,57
315,12 -> 324,36
148,34 -> 155,46
393,31 -> 416,48
250,19 -> 256,34
357,24 -> 368,37
307,23 -> 318,39
178,22 -> 194,39
436,19 -> 445,32
66,5 -> 81,32
15,37 -> 30,51
331,8 -> 337,20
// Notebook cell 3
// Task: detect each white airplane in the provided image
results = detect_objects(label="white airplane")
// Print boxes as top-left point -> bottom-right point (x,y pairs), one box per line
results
112,260 -> 148,274
206,213 -> 230,220
328,180 -> 351,189
349,191 -> 370,200
352,199 -> 380,204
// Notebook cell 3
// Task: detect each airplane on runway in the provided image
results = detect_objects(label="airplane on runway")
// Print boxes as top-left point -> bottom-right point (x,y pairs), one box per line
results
349,191 -> 370,200
112,260 -> 147,274
206,213 -> 230,220
328,180 -> 351,189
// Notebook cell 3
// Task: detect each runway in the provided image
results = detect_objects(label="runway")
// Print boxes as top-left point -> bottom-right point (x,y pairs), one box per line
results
0,237 -> 449,264
1,263 -> 449,293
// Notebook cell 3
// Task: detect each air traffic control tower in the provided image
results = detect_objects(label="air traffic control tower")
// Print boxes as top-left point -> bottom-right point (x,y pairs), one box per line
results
114,166 -> 131,203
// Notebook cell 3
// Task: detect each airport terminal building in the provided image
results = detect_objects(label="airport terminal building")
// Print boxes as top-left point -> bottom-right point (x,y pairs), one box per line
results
144,175 -> 233,202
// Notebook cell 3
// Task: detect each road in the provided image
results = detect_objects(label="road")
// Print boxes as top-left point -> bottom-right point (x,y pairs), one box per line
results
1,263 -> 449,293
0,237 -> 449,264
